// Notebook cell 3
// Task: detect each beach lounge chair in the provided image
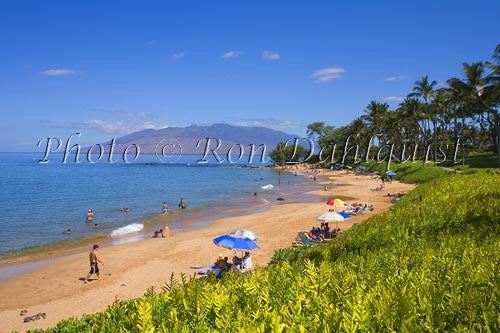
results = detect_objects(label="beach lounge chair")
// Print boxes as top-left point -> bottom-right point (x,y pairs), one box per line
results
296,232 -> 322,246
347,207 -> 362,215
197,263 -> 217,275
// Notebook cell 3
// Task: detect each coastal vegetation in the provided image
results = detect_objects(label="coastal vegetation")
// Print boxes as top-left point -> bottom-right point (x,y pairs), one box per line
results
28,162 -> 500,332
270,43 -> 500,168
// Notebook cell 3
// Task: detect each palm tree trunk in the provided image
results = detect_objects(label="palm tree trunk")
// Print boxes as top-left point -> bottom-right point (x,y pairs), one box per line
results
496,111 -> 500,167
461,111 -> 466,166
433,119 -> 438,165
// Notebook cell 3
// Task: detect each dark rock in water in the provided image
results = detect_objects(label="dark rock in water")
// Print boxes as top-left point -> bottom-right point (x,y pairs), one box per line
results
276,197 -> 285,201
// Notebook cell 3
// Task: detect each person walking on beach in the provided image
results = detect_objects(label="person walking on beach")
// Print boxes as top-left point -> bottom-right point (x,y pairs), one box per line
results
84,244 -> 103,283
178,198 -> 187,209
162,202 -> 168,213
86,209 -> 94,223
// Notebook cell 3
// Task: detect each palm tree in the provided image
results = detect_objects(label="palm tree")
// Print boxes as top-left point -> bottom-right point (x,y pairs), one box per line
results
398,98 -> 423,144
408,76 -> 437,164
448,62 -> 495,164
361,101 -> 389,138
484,44 -> 500,166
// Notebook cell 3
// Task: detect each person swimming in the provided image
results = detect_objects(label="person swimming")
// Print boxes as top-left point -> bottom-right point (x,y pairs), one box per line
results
86,209 -> 94,223
63,229 -> 71,235
178,198 -> 186,209
162,202 -> 168,213
120,207 -> 129,212
94,223 -> 99,228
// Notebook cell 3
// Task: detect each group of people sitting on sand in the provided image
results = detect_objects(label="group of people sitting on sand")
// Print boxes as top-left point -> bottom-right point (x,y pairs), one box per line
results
214,252 -> 252,279
347,202 -> 374,210
310,222 -> 342,240
345,202 -> 374,214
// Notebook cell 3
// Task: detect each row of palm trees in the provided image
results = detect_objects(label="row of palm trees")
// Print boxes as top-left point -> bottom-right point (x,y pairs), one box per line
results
309,43 -> 500,166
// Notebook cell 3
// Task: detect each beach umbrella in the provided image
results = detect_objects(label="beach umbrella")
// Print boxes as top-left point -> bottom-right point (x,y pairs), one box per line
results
317,211 -> 346,230
386,171 -> 397,176
230,229 -> 258,241
326,198 -> 345,206
317,211 -> 344,222
337,211 -> 352,219
213,235 -> 260,251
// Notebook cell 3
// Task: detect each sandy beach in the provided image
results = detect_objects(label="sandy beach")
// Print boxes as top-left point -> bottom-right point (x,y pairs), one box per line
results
0,170 -> 414,332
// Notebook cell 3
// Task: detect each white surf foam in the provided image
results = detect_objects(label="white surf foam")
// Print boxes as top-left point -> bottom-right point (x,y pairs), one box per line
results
110,223 -> 144,237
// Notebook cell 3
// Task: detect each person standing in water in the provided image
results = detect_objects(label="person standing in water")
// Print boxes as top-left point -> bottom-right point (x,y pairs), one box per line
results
84,244 -> 103,283
178,198 -> 187,209
162,202 -> 168,214
86,209 -> 94,223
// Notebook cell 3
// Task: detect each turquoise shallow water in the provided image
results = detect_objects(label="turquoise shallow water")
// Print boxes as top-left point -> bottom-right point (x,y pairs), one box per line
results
0,153 -> 306,254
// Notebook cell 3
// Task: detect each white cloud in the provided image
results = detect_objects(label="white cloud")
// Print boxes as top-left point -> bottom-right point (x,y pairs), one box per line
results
384,96 -> 405,102
222,50 -> 242,59
233,118 -> 305,131
82,119 -> 166,135
40,69 -> 82,76
385,75 -> 405,81
172,52 -> 186,59
91,109 -> 157,121
262,50 -> 280,60
311,67 -> 345,82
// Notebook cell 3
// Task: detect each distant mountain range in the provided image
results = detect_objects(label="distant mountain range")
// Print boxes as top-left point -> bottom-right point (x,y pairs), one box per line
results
93,124 -> 298,155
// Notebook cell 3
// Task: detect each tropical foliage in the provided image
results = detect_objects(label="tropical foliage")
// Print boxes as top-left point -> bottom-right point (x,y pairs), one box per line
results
268,141 -> 308,168
302,43 -> 500,167
29,170 -> 500,332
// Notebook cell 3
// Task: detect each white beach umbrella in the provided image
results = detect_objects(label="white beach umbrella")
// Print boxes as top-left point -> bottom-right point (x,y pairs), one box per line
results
317,211 -> 345,231
316,211 -> 344,222
230,229 -> 258,241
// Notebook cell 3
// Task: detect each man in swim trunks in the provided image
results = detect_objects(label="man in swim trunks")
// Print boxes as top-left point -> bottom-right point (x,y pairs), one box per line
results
86,209 -> 94,223
84,244 -> 103,283
162,202 -> 168,213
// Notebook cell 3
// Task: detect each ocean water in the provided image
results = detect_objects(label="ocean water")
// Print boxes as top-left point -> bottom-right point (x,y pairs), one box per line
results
0,153 -> 309,254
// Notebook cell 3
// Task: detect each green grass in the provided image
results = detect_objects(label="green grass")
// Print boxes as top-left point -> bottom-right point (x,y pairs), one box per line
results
27,172 -> 500,332
440,152 -> 499,171
360,161 -> 450,183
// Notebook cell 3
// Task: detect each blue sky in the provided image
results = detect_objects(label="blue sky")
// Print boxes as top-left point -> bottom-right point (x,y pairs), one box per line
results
1,0 -> 499,151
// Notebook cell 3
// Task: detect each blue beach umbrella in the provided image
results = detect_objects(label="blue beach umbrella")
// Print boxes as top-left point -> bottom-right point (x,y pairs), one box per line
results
338,211 -> 352,219
386,171 -> 397,176
213,235 -> 260,251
